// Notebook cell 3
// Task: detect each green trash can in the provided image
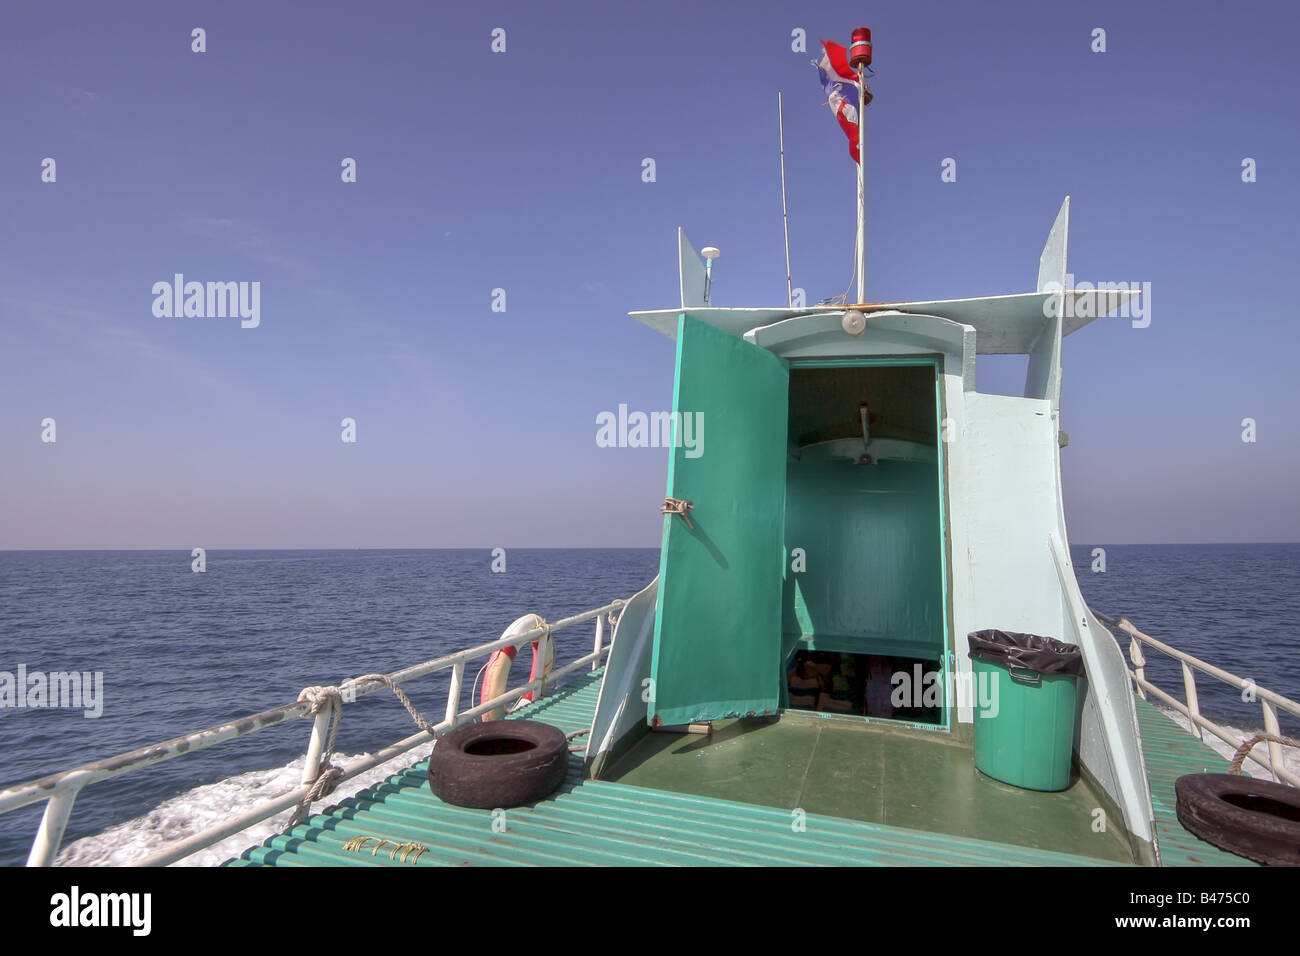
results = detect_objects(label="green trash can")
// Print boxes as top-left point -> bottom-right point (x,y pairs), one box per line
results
968,630 -> 1084,792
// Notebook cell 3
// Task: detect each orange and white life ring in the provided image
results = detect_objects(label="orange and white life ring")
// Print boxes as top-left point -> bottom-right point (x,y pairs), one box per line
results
480,613 -> 553,721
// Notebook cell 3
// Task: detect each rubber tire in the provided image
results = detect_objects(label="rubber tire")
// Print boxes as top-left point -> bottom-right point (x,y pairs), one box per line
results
427,720 -> 569,809
1174,773 -> 1300,866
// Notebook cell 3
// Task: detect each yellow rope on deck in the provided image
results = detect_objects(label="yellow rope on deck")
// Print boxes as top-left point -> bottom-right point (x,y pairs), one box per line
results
342,836 -> 428,864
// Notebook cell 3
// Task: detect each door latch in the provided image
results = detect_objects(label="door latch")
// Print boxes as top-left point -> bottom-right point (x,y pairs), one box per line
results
662,497 -> 694,529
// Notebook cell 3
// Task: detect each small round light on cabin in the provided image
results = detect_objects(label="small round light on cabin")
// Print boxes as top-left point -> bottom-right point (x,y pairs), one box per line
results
842,309 -> 867,336
701,246 -> 721,261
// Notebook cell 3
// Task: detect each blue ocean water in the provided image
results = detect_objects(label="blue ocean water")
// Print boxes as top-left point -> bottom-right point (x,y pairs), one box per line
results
1069,543 -> 1300,737
0,544 -> 1296,866
0,548 -> 659,867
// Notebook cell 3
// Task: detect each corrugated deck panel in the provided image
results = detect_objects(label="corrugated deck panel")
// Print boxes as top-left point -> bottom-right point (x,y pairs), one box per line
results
232,669 -> 1120,867
1133,697 -> 1257,867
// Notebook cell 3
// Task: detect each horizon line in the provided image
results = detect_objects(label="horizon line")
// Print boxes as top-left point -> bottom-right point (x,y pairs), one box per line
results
2,542 -> 1299,553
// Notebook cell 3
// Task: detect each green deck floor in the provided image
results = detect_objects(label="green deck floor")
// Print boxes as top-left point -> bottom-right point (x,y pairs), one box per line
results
603,710 -> 1136,863
229,670 -> 1261,867
1133,696 -> 1258,867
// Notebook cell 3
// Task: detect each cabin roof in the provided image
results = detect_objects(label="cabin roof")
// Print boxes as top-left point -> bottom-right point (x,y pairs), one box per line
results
642,203 -> 1140,354
630,288 -> 1138,354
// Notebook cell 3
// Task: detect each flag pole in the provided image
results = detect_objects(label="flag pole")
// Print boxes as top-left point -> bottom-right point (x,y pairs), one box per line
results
778,91 -> 793,309
848,27 -> 873,304
855,68 -> 866,303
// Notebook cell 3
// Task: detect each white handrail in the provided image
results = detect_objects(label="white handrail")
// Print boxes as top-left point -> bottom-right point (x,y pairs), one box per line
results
1095,611 -> 1300,788
0,599 -> 624,867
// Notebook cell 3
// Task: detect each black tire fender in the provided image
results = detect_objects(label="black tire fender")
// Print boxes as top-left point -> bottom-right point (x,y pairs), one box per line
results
427,719 -> 569,809
1174,772 -> 1300,866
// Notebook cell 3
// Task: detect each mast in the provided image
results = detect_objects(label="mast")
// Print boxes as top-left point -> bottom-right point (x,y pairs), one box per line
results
855,74 -> 865,302
849,28 -> 873,303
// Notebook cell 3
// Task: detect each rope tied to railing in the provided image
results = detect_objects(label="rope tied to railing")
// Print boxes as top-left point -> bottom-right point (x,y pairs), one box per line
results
1,596 -> 626,868
283,674 -> 444,831
1227,732 -> 1300,776
1098,608 -> 1300,783
288,686 -> 345,827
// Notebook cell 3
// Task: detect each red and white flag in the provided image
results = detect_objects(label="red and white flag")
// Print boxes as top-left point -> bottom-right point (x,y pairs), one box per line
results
815,40 -> 862,164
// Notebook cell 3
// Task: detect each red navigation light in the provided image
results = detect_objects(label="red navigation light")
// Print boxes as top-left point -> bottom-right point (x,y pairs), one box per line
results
849,27 -> 872,70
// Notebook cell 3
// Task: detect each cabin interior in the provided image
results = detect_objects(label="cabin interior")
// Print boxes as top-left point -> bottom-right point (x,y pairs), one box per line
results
780,362 -> 946,726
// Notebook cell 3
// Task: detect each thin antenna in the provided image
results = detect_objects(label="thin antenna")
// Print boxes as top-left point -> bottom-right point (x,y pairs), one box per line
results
778,91 -> 793,309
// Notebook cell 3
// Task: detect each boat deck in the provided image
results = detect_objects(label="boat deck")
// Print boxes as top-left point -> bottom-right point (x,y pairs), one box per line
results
603,710 -> 1136,863
229,669 -> 1257,867
1133,696 -> 1258,866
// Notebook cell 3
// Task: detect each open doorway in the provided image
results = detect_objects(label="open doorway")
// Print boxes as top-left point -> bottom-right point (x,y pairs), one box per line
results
781,359 -> 949,728
785,649 -> 944,723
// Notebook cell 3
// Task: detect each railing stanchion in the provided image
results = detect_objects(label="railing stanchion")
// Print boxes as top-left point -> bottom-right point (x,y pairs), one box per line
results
593,615 -> 604,672
1262,699 -> 1283,783
1129,635 -> 1147,700
445,661 -> 465,729
301,701 -> 335,786
27,790 -> 78,867
1180,661 -> 1203,740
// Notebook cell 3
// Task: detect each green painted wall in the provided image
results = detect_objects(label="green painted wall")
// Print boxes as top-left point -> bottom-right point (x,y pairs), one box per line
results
783,456 -> 944,660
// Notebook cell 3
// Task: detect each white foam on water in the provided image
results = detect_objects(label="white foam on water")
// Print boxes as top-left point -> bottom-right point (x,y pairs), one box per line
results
1154,705 -> 1300,782
55,744 -> 435,867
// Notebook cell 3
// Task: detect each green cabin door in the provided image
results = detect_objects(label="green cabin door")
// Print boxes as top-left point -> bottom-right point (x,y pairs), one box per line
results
649,315 -> 790,726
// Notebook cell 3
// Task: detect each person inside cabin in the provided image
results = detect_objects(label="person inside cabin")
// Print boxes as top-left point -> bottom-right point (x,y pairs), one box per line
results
787,653 -> 821,709
864,655 -> 896,718
821,654 -> 858,713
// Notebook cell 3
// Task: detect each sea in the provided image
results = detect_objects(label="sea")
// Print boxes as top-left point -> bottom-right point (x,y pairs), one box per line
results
0,544 -> 1296,867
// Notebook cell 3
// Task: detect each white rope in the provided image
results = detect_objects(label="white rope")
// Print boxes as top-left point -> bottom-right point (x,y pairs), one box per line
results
282,610 -> 610,832
283,674 -> 443,832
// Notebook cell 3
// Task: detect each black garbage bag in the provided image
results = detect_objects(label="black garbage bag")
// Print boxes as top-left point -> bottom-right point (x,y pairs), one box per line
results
967,629 -> 1085,677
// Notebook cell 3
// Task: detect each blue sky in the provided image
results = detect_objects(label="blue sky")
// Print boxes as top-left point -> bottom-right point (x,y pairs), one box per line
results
1,0 -> 1297,547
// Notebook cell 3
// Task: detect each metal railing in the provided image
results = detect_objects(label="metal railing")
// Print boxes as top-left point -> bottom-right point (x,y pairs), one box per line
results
0,600 -> 624,867
1094,610 -> 1300,788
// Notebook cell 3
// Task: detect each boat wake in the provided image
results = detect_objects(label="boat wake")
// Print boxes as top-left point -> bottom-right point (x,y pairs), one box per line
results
55,745 -> 435,867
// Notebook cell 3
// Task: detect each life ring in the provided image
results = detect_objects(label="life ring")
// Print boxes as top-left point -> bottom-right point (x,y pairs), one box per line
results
480,613 -> 553,721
